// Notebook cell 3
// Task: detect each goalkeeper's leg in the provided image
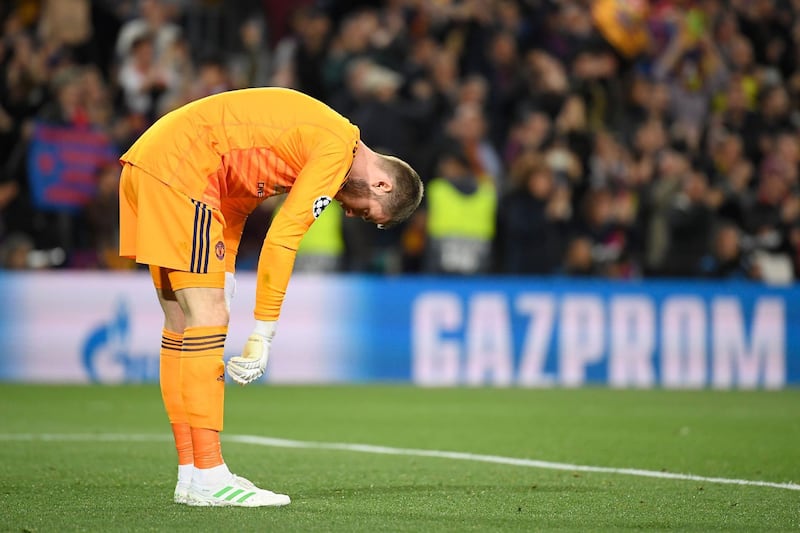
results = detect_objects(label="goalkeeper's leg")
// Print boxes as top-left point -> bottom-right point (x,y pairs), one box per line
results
161,328 -> 194,503
172,276 -> 290,507
152,267 -> 193,504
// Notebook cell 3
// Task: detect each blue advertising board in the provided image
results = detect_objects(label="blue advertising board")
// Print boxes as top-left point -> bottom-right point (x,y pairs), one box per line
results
359,277 -> 796,388
0,272 -> 796,388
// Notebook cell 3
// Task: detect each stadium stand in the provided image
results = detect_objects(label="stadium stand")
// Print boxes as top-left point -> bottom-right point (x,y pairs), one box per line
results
1,0 -> 798,282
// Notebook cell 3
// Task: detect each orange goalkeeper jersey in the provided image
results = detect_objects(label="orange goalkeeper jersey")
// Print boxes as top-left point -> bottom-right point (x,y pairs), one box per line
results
120,87 -> 360,320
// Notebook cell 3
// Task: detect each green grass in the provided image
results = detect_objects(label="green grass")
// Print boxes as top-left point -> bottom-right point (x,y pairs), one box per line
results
0,385 -> 798,532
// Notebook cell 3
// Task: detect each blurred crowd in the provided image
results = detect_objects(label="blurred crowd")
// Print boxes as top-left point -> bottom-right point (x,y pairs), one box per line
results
1,0 -> 800,283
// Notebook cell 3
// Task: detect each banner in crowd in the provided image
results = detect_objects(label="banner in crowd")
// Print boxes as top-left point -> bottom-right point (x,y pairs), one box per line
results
27,121 -> 118,212
0,272 -> 797,388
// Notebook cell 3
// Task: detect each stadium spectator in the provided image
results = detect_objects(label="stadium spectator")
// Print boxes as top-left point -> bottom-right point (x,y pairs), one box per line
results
327,57 -> 432,273
427,47 -> 461,114
228,16 -> 271,90
554,92 -> 592,168
270,6 -> 331,99
662,169 -> 717,277
323,8 -> 381,97
0,232 -> 35,269
707,158 -> 755,232
621,75 -> 673,144
714,77 -> 761,162
700,222 -> 759,279
83,162 -> 134,270
633,118 -> 669,160
11,66 -> 115,263
588,130 -> 630,191
37,0 -> 95,65
423,148 -> 496,275
503,109 -> 553,170
115,0 -> 181,62
189,51 -> 233,100
331,58 -> 422,166
754,85 -> 794,152
575,186 -> 637,278
515,50 -> 570,126
642,149 -> 691,275
442,102 -> 503,189
117,31 -> 178,124
482,30 -> 521,149
494,154 -> 569,274
562,235 -> 597,277
1,0 -> 800,280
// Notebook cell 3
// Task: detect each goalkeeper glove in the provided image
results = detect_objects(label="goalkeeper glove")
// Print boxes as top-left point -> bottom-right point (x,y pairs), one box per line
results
227,320 -> 277,385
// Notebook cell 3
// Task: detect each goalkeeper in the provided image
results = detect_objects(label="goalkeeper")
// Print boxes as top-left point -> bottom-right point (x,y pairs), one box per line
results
118,87 -> 423,507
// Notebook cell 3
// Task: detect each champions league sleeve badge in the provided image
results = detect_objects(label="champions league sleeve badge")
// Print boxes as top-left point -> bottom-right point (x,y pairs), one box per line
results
312,196 -> 332,219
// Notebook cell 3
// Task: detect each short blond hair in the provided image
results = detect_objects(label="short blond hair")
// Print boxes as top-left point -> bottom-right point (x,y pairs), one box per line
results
378,154 -> 424,228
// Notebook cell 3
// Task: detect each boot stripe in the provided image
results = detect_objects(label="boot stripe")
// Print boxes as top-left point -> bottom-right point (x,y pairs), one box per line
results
225,489 -> 245,501
213,486 -> 233,498
237,492 -> 256,503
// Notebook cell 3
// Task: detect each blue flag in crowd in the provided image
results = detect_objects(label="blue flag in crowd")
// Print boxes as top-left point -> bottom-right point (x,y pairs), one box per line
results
27,121 -> 118,212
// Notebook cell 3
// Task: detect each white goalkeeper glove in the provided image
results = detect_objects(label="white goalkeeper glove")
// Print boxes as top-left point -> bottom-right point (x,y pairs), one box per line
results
226,320 -> 277,386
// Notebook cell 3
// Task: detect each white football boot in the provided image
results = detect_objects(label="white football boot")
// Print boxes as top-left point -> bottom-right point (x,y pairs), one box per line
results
186,474 -> 290,507
174,480 -> 191,504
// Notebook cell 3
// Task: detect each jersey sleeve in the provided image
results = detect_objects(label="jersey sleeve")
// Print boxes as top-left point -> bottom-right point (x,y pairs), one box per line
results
253,138 -> 355,321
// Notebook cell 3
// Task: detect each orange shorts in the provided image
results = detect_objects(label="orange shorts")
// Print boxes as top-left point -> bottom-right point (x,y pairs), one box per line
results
149,265 -> 225,293
119,163 -> 244,276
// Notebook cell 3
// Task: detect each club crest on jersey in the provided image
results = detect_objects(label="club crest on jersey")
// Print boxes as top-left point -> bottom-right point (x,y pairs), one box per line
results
312,196 -> 332,219
215,241 -> 225,260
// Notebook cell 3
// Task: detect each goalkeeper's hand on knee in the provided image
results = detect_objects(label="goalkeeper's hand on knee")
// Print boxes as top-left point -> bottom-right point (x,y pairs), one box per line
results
227,321 -> 277,385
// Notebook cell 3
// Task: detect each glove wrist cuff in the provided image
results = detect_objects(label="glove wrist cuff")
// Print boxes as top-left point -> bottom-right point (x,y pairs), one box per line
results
254,320 -> 278,339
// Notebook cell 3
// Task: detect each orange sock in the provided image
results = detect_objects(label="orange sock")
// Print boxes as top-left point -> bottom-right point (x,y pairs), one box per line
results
170,423 -> 193,465
160,329 -> 193,465
181,325 -> 227,469
191,427 -> 223,469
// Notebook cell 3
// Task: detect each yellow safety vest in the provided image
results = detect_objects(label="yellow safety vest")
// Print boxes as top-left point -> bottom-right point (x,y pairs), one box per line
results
426,178 -> 496,240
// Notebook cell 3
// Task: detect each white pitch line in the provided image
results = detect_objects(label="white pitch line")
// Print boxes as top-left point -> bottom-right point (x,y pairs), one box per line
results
2,433 -> 798,492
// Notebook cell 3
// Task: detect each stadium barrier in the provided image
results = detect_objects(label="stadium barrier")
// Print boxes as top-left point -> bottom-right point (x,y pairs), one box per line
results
0,272 -> 797,388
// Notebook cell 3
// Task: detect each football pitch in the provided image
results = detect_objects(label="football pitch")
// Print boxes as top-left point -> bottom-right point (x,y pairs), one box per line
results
0,385 -> 798,532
